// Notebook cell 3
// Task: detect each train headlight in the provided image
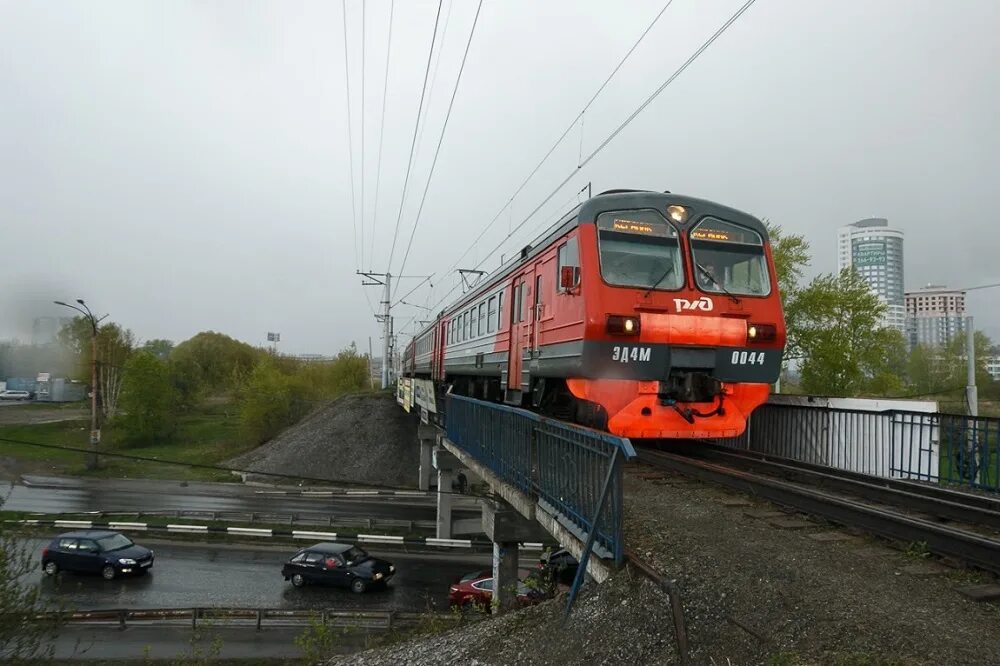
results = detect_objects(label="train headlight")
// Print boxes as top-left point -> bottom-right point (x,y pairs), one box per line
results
666,205 -> 688,223
607,315 -> 641,336
747,322 -> 777,343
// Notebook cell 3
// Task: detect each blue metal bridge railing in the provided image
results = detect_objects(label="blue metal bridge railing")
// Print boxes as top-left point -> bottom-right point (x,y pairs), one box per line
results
444,394 -> 636,565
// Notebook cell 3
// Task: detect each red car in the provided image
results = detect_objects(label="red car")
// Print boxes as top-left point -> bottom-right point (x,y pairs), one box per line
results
448,570 -> 547,610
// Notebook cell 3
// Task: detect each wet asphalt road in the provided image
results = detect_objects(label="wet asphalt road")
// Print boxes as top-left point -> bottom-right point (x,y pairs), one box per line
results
3,476 -> 480,522
21,537 -> 494,612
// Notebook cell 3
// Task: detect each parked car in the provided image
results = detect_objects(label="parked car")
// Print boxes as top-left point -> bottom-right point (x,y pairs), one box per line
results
0,390 -> 31,401
539,548 -> 579,586
41,530 -> 154,580
281,542 -> 394,593
448,570 -> 548,610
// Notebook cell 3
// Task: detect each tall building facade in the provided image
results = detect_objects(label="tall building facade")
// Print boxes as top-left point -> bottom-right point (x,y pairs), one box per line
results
837,218 -> 905,332
904,285 -> 966,348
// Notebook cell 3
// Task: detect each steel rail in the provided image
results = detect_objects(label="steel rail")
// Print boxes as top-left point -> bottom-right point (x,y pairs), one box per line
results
637,449 -> 1000,575
683,444 -> 1000,530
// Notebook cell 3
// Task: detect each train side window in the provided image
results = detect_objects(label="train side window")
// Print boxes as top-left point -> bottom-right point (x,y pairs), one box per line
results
464,311 -> 471,340
557,238 -> 580,291
478,303 -> 486,337
511,283 -> 521,325
519,282 -> 528,322
487,296 -> 497,333
535,275 -> 543,320
497,292 -> 504,330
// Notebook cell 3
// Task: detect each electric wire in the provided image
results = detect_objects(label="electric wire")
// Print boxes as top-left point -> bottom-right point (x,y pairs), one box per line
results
360,0 -> 366,268
385,0 -> 445,275
341,0 -> 360,271
430,0 -> 677,293
424,0 -> 759,316
392,0 -> 484,300
369,0 -> 395,268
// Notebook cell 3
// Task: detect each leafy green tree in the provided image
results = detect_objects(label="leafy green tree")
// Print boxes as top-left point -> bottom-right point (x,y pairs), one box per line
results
906,331 -> 996,400
764,222 -> 811,365
170,331 -> 261,396
58,317 -> 135,418
117,351 -> 178,445
141,339 -> 174,360
794,269 -> 906,396
238,358 -> 307,444
1,497 -> 60,659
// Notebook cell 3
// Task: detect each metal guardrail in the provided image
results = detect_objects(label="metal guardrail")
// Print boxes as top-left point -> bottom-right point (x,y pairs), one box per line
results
445,394 -> 636,565
33,607 -> 459,631
723,403 -> 1000,493
73,510 -> 436,532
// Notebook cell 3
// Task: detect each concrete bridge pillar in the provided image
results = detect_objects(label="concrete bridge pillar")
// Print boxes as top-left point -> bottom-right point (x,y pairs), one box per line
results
483,501 -> 550,614
433,446 -> 460,539
417,424 -> 437,491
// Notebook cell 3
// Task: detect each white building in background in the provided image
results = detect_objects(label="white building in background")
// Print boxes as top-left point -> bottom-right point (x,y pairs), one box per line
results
905,285 -> 966,349
986,356 -> 1000,382
837,218 -> 905,333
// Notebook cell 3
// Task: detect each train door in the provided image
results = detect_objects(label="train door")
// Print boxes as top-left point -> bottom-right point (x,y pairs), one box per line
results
432,323 -> 446,382
505,267 -> 534,404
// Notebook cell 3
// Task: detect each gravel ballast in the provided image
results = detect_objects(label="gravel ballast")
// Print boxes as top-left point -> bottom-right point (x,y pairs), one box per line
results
320,459 -> 1000,665
228,392 -> 419,488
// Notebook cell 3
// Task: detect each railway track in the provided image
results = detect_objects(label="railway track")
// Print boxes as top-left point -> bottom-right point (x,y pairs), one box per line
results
636,444 -> 1000,575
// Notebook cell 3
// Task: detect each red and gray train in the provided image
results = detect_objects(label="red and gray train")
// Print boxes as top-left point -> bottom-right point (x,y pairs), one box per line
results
401,189 -> 786,439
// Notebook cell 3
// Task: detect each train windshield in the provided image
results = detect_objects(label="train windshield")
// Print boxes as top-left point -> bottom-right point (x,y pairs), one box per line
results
596,210 -> 683,291
689,218 -> 770,296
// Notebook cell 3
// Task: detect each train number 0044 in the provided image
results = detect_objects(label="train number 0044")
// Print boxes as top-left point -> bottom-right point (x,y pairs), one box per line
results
731,351 -> 766,366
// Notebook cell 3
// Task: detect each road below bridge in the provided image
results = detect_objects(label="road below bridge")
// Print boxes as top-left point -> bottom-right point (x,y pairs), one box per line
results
19,537 -> 492,612
3,476 -> 480,524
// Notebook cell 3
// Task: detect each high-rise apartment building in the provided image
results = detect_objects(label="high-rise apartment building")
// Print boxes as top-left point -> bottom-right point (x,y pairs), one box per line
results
837,218 -> 905,332
904,285 -> 966,349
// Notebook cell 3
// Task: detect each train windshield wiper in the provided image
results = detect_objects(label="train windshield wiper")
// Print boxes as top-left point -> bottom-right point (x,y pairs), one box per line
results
643,263 -> 675,298
695,262 -> 740,304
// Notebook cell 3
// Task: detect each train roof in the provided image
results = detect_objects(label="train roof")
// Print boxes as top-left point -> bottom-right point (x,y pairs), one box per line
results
408,189 -> 767,342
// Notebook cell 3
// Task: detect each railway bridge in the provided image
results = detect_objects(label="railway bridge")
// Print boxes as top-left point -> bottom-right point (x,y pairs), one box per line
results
398,380 -> 1000,615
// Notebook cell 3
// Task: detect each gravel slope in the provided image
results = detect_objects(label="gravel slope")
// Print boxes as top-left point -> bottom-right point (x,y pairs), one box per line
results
228,392 -> 419,488
320,460 -> 1000,665
327,571 -> 677,666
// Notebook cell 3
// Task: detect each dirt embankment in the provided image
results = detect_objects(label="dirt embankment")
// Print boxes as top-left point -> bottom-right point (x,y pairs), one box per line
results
228,392 -> 420,488
327,571 -> 677,666
323,462 -> 1000,665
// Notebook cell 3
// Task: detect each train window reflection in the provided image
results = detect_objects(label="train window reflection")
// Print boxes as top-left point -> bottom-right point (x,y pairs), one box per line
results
690,218 -> 770,296
597,210 -> 682,291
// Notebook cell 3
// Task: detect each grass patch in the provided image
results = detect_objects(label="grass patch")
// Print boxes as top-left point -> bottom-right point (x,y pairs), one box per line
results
0,401 -> 254,482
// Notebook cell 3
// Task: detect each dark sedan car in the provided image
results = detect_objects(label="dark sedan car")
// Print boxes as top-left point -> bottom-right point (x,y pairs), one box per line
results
281,542 -> 394,593
41,530 -> 154,580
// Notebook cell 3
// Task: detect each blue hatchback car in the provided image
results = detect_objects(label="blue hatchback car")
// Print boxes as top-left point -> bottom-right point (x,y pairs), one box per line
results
41,530 -> 154,580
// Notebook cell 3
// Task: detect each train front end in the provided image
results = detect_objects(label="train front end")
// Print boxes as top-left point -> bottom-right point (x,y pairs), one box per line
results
566,192 -> 785,439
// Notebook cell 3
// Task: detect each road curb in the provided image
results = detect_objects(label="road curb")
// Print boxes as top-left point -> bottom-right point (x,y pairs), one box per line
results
10,519 -> 546,552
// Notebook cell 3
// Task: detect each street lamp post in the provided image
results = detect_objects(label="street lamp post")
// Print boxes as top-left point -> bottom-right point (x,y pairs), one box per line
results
948,282 -> 1000,485
54,299 -> 107,470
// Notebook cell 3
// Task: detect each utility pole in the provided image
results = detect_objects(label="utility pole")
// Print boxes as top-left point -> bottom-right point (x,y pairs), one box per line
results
359,271 -> 433,390
358,271 -> 392,389
368,336 -> 375,390
966,315 -> 978,420
54,298 -> 107,470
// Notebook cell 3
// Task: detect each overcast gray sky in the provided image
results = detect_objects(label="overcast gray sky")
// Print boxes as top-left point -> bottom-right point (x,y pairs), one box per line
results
2,0 -> 998,353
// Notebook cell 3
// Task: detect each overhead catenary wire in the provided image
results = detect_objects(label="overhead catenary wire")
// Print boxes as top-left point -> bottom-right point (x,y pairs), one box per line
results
392,0 -> 484,300
369,0 -> 395,267
425,0 -> 758,316
411,0 -> 454,170
430,0 -> 677,292
385,0 -> 445,275
341,0 -> 360,271
360,0 -> 366,268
